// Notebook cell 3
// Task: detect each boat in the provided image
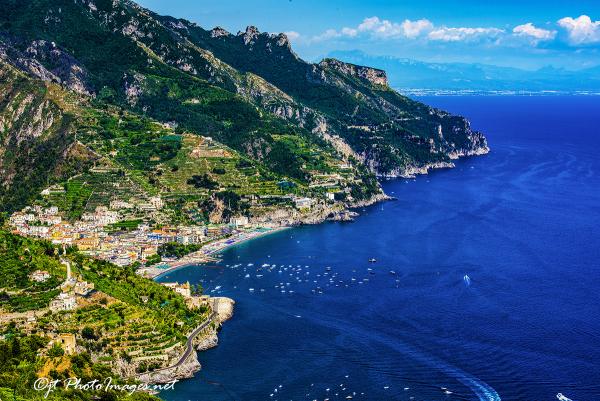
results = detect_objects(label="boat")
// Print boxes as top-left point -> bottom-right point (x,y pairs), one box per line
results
368,258 -> 377,263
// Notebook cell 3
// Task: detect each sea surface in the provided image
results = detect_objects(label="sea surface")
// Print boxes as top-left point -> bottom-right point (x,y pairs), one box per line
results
159,96 -> 600,401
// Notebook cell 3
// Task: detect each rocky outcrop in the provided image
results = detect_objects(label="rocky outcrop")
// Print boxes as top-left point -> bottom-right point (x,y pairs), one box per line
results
210,26 -> 230,38
136,297 -> 235,384
249,192 -> 392,227
377,161 -> 455,179
211,297 -> 235,322
319,58 -> 388,87
136,351 -> 201,384
0,34 -> 94,96
239,26 -> 260,45
195,327 -> 219,351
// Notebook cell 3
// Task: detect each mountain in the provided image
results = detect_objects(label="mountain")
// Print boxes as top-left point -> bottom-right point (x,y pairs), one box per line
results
326,50 -> 600,93
0,0 -> 488,219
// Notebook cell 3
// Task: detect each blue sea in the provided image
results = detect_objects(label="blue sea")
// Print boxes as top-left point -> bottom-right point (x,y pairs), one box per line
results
159,97 -> 600,401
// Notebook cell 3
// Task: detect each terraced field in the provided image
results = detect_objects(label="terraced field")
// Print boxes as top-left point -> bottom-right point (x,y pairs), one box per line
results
38,170 -> 147,220
158,134 -> 297,197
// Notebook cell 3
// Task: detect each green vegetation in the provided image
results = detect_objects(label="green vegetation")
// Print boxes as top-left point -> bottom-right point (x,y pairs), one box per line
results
158,242 -> 203,259
0,334 -> 160,401
0,0 -> 487,217
187,174 -> 218,190
0,230 -> 209,397
0,2 -> 490,399
144,254 -> 162,266
0,232 -> 65,312
107,219 -> 143,232
0,62 -> 93,215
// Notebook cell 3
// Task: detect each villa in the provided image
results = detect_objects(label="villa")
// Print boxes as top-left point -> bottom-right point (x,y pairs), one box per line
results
162,282 -> 192,297
30,270 -> 51,282
49,292 -> 77,312
73,281 -> 95,296
52,333 -> 76,355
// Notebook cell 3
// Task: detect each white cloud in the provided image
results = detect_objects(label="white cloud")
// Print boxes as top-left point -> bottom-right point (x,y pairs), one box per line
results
307,15 -> 600,47
341,27 -> 358,37
312,16 -> 505,44
284,31 -> 301,42
513,23 -> 556,42
558,15 -> 600,44
356,16 -> 433,39
401,19 -> 435,39
312,28 -> 343,42
427,27 -> 504,42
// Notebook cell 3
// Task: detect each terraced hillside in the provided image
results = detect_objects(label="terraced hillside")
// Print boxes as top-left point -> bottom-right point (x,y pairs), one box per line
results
0,230 -> 208,388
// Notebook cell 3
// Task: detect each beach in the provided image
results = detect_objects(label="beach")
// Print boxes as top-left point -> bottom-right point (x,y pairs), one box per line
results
137,226 -> 290,279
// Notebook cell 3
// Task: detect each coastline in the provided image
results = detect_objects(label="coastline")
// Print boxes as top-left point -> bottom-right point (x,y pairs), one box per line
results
137,191 -> 394,281
137,156 -> 483,282
133,150 -> 488,386
138,226 -> 291,280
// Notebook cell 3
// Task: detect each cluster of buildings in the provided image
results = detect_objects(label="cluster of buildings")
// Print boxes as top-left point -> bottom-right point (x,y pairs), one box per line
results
9,201 -> 253,267
160,281 -> 210,310
48,260 -> 95,312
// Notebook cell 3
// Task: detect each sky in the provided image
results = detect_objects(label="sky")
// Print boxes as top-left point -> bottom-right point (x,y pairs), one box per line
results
136,0 -> 600,70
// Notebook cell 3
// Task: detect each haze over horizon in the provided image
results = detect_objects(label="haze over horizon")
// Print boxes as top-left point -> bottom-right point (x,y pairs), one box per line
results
137,0 -> 600,71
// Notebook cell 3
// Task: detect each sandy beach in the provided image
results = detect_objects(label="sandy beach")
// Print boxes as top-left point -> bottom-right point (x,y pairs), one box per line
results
137,226 -> 290,279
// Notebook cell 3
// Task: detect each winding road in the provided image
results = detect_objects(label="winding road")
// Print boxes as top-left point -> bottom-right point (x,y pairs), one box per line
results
173,311 -> 217,368
136,311 -> 217,377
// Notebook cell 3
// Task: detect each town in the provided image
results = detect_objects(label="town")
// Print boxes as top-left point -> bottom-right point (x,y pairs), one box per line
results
8,199 -> 266,268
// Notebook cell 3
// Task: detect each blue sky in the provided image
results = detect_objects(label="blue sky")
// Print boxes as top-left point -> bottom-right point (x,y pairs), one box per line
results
137,0 -> 600,70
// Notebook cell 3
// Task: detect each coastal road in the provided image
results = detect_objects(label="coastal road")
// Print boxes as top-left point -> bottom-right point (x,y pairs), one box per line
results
136,311 -> 217,377
173,311 -> 217,368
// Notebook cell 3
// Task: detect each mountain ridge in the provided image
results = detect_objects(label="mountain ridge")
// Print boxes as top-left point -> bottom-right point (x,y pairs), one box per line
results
0,0 -> 488,218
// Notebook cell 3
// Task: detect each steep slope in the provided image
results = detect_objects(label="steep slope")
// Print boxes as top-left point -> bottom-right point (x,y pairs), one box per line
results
0,0 -> 343,186
0,0 -> 488,180
0,59 -> 95,214
166,24 -> 489,174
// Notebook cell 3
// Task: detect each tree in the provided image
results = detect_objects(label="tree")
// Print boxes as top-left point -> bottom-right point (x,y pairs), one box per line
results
47,343 -> 64,358
81,327 -> 96,340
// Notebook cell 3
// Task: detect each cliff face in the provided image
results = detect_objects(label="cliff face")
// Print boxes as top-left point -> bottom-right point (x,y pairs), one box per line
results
0,59 -> 95,212
319,58 -> 388,86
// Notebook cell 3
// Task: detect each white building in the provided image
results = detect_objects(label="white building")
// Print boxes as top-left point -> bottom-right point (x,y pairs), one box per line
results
49,292 -> 77,312
45,206 -> 59,215
41,216 -> 62,225
74,281 -> 94,296
162,282 -> 192,298
30,270 -> 51,282
149,196 -> 164,210
98,211 -> 119,225
294,197 -> 313,209
231,216 -> 249,228
110,200 -> 133,210
28,226 -> 50,236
